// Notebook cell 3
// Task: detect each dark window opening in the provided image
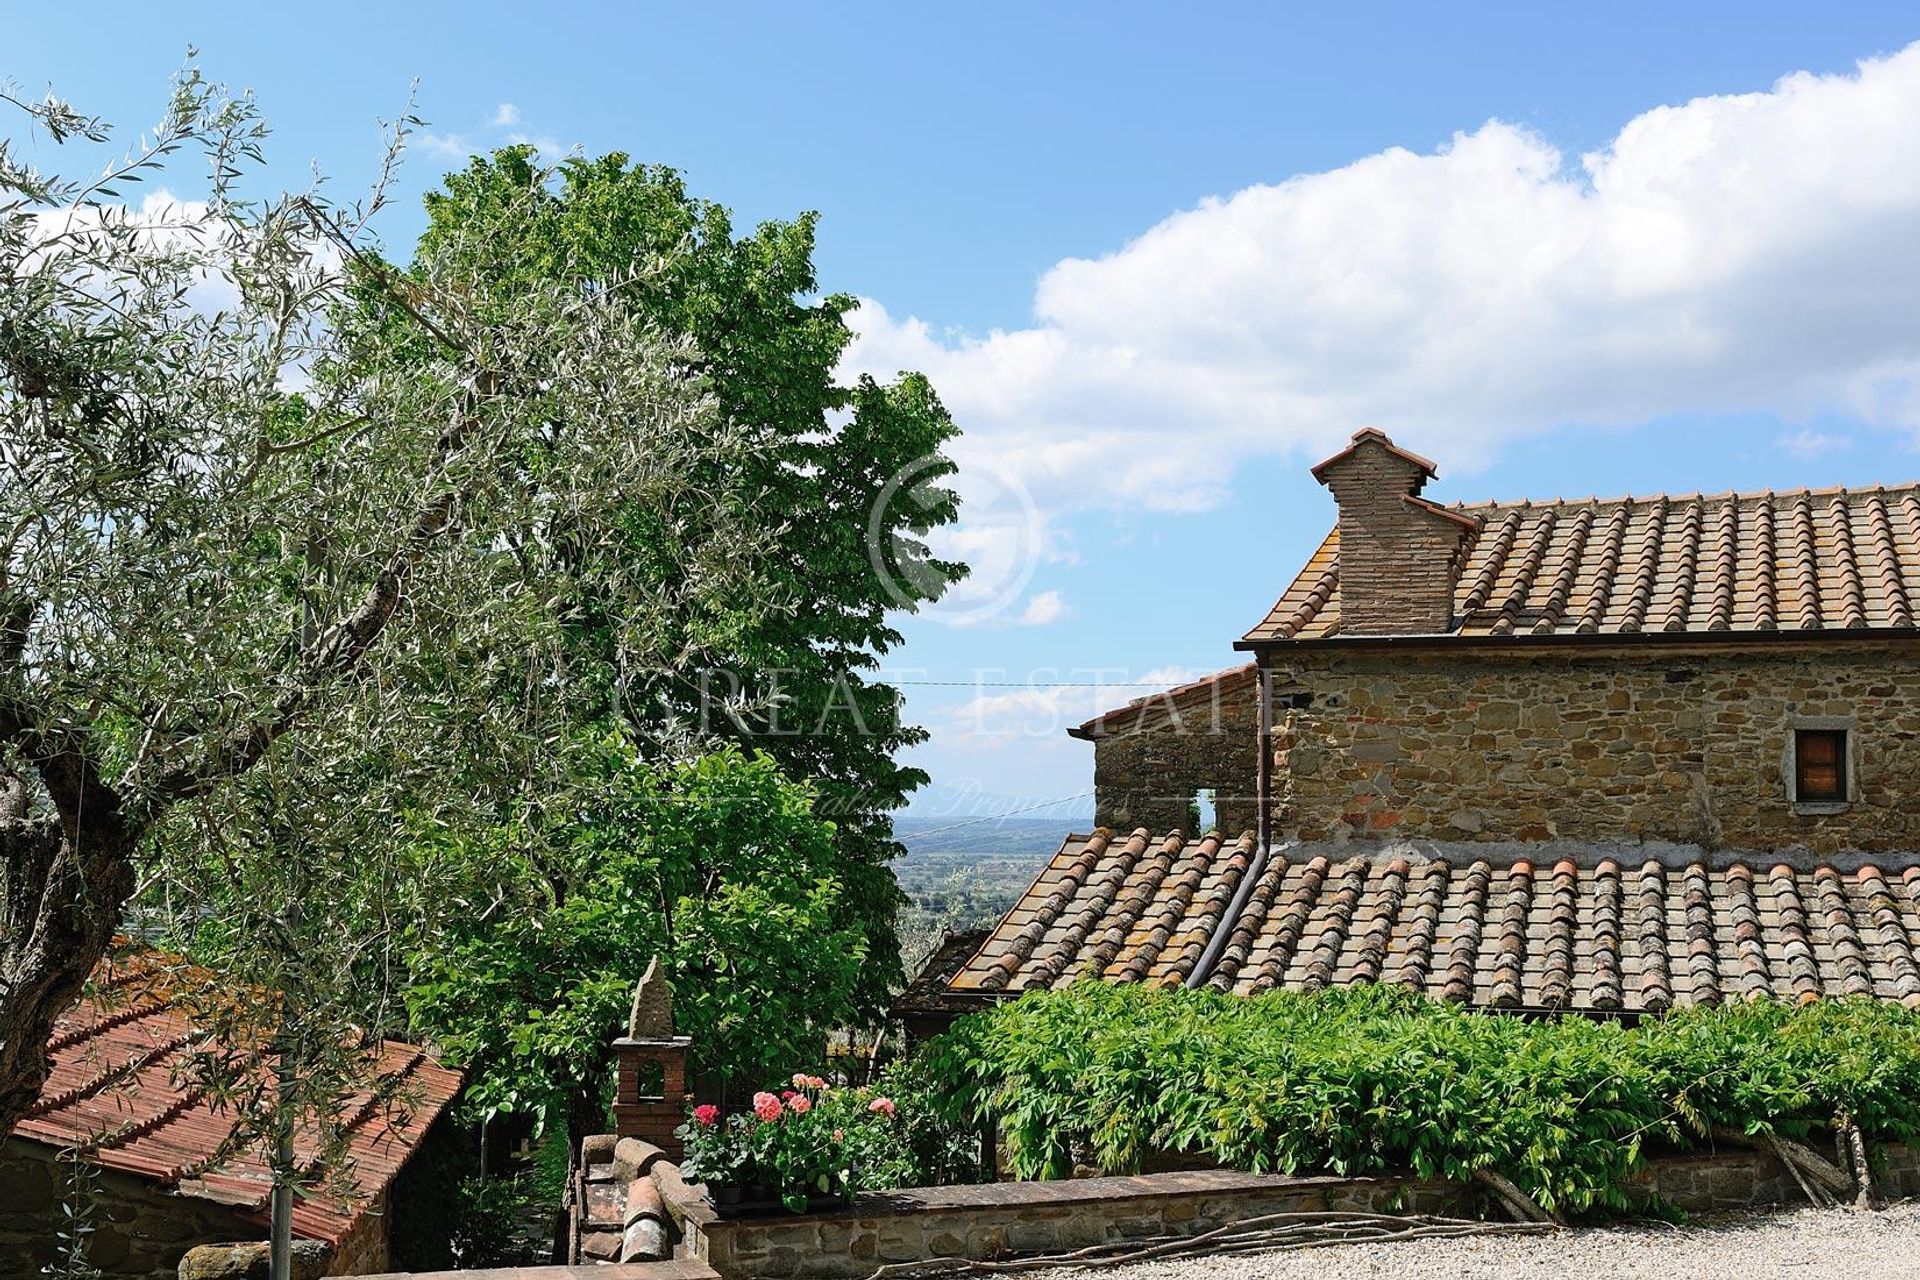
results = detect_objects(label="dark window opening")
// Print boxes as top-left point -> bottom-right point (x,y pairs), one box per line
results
1795,729 -> 1848,803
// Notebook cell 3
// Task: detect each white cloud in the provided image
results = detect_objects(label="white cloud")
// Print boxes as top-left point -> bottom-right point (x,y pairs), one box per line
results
1018,590 -> 1069,626
946,666 -> 1201,748
490,102 -> 521,128
507,131 -> 569,162
417,132 -> 471,159
1777,428 -> 1853,460
843,42 -> 1920,520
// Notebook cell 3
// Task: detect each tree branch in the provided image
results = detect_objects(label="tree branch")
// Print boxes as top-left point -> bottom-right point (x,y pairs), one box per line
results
141,373 -> 500,810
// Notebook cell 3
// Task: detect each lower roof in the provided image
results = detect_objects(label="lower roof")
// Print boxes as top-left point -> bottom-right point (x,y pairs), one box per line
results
15,946 -> 461,1246
932,829 -> 1920,1015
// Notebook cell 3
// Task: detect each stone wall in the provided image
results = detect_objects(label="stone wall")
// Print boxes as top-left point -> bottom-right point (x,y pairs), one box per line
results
683,1168 -> 1467,1280
1629,1141 -> 1920,1212
0,1141 -> 260,1279
1087,668 -> 1260,836
1266,642 -> 1920,853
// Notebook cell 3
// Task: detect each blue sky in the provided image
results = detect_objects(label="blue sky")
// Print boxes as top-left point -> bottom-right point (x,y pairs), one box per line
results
12,4 -> 1920,816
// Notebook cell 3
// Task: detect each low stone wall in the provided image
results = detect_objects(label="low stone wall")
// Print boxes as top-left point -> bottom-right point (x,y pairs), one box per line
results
674,1141 -> 1920,1280
1631,1141 -> 1920,1212
681,1169 -> 1468,1280
361,1264 -> 717,1280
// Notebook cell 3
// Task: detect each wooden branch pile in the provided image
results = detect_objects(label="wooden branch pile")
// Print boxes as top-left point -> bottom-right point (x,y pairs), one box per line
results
864,1210 -> 1559,1280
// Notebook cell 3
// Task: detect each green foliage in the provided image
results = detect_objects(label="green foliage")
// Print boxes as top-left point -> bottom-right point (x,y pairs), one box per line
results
871,1049 -> 987,1188
404,745 -> 867,1128
923,983 -> 1920,1215
371,148 -> 967,1015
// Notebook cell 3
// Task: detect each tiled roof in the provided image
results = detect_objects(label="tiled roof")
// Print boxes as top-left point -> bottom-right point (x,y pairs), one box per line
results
1070,663 -> 1256,741
16,947 -> 461,1247
1246,484 -> 1920,642
942,830 -> 1920,1014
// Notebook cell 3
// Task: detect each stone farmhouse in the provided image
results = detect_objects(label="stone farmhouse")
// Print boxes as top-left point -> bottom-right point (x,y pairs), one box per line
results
900,428 -> 1920,1031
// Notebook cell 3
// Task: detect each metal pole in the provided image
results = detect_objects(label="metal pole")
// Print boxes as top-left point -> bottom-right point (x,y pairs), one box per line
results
271,544 -> 319,1280
1255,654 -> 1273,854
269,1079 -> 294,1280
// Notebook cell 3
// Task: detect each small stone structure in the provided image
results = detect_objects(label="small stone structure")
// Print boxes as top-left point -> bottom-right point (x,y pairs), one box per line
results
611,958 -> 693,1162
14,946 -> 461,1278
1072,665 -> 1259,836
574,1136 -> 686,1266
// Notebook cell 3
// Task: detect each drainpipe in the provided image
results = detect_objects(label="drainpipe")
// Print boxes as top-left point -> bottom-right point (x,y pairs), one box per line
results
1255,654 -> 1274,855
1187,654 -> 1276,990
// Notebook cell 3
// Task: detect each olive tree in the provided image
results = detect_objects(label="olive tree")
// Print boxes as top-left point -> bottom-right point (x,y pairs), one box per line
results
0,70 -> 764,1141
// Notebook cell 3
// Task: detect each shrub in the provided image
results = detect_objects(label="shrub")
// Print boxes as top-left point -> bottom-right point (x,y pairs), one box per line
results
919,983 -> 1920,1215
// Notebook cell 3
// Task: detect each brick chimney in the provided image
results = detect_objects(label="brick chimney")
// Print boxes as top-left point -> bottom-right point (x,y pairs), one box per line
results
1311,428 -> 1477,636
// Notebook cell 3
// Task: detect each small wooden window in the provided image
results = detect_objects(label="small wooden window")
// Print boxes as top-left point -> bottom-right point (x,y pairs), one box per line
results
1795,729 -> 1847,803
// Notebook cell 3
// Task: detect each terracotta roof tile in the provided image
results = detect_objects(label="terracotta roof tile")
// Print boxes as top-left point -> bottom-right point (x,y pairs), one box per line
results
16,947 -> 460,1247
943,833 -> 1920,1015
1070,664 -> 1256,740
1247,483 -> 1920,643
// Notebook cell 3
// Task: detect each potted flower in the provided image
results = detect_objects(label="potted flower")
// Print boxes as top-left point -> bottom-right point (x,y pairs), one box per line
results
680,1074 -> 910,1216
676,1105 -> 762,1207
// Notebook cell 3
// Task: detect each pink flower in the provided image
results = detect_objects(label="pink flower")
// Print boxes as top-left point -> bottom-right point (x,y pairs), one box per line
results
833,1129 -> 845,1142
804,1074 -> 827,1089
868,1096 -> 896,1117
792,1072 -> 811,1088
788,1093 -> 812,1114
752,1092 -> 782,1122
781,1089 -> 797,1101
693,1104 -> 721,1128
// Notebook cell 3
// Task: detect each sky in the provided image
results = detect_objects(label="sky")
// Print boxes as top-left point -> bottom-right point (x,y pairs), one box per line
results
10,3 -> 1920,817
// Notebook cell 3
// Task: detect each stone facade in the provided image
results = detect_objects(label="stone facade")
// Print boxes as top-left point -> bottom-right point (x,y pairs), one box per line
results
1085,667 -> 1259,835
0,1142 -> 262,1279
0,1136 -> 424,1277
1084,638 -> 1920,854
1266,641 -> 1920,854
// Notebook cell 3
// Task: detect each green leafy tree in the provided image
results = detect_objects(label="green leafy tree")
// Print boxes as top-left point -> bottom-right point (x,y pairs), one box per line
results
358,149 -> 965,1014
404,746 -> 868,1142
0,71 -> 762,1150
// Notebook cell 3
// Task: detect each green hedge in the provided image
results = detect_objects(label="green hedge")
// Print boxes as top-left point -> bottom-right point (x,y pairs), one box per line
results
919,983 -> 1920,1214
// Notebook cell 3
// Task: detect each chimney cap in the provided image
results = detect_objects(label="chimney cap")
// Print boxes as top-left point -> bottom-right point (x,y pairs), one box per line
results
1310,427 -> 1440,483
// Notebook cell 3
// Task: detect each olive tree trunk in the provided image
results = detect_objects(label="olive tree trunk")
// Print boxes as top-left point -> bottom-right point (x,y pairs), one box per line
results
0,774 -> 137,1138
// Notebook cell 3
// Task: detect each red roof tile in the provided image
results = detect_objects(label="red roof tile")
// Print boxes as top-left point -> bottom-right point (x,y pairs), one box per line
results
16,947 -> 461,1247
1069,663 -> 1256,741
1247,484 -> 1920,643
942,831 -> 1920,1014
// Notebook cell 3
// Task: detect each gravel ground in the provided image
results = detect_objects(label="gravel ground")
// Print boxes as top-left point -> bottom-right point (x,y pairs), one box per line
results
1035,1201 -> 1920,1280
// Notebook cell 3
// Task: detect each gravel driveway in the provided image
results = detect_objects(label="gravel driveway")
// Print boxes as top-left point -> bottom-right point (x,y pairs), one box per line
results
1035,1202 -> 1920,1280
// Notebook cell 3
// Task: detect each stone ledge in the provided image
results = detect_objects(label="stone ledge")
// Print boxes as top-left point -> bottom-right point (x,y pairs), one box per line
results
360,1262 -> 718,1280
684,1168 -> 1463,1279
677,1166 -> 1411,1230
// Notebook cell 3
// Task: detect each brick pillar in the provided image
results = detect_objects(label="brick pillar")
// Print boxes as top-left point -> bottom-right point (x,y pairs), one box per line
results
611,1035 -> 693,1160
